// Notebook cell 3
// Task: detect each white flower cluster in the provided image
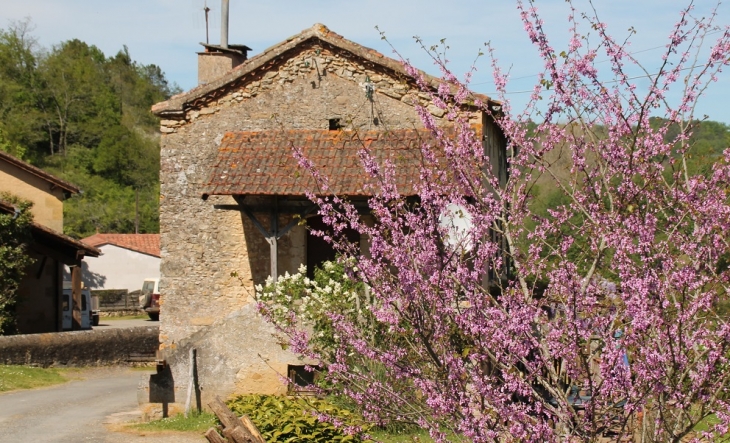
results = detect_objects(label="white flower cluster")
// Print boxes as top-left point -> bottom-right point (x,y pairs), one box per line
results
255,261 -> 361,326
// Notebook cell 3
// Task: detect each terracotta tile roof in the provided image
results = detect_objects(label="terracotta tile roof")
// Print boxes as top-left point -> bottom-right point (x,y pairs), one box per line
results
82,233 -> 160,257
203,127 -> 477,197
152,23 -> 497,117
0,150 -> 80,194
0,199 -> 100,259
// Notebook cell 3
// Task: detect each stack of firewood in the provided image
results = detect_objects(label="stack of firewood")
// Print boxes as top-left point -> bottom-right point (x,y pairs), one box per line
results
205,396 -> 266,443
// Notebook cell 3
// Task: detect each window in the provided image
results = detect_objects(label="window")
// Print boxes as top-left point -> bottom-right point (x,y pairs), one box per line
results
287,365 -> 320,394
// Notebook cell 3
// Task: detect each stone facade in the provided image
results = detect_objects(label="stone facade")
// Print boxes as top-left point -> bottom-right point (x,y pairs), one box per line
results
151,24 -> 498,409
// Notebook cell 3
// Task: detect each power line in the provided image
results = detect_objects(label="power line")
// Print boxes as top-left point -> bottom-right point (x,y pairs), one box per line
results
483,61 -> 717,96
472,28 -> 726,88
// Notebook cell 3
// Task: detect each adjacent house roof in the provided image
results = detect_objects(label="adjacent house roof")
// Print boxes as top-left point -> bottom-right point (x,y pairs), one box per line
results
0,199 -> 100,263
152,23 -> 497,117
82,233 -> 160,258
202,127 -> 476,198
0,150 -> 80,195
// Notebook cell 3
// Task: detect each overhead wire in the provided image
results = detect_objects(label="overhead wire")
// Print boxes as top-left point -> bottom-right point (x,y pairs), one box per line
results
470,28 -> 726,94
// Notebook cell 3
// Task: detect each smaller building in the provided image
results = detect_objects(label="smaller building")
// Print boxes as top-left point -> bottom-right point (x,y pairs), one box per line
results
0,150 -> 99,333
79,234 -> 160,292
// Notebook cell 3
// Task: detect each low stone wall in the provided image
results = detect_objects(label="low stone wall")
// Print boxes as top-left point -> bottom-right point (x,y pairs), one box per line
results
0,326 -> 159,367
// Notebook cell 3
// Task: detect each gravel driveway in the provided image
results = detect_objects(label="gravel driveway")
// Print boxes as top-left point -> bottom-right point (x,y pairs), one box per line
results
0,367 -> 204,443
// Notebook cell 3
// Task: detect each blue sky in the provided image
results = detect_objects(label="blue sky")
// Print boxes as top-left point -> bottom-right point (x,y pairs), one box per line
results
3,0 -> 729,123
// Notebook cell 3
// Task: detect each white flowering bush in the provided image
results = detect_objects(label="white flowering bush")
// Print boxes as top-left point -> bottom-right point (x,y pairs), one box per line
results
255,259 -> 369,358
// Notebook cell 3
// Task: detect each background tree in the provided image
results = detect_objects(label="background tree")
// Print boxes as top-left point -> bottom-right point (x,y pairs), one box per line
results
0,193 -> 34,335
266,1 -> 730,442
0,21 -> 177,237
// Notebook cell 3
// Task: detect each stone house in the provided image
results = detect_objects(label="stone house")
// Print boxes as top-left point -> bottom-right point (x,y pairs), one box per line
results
79,233 -> 160,292
148,23 -> 506,411
0,150 -> 99,333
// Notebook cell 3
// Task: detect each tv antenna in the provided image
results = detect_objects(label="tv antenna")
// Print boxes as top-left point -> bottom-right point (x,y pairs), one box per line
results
204,1 -> 211,44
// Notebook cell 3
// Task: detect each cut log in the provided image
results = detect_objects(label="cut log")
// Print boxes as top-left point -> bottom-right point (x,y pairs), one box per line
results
224,425 -> 260,443
209,396 -> 241,430
204,427 -> 227,443
240,415 -> 267,443
208,396 -> 266,443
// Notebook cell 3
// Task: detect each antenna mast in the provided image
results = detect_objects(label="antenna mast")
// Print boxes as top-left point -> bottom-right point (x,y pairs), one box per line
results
204,1 -> 211,44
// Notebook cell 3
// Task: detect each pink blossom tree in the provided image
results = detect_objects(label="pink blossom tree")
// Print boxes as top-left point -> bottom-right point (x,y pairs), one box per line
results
265,1 -> 730,441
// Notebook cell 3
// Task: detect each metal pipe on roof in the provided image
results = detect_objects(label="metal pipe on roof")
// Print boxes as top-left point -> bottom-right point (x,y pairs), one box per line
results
221,0 -> 229,49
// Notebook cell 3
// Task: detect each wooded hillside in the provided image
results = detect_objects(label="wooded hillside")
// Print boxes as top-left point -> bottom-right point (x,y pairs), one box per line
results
0,20 -> 179,238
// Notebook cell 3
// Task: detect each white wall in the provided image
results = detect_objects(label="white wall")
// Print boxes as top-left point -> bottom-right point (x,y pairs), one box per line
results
76,245 -> 160,292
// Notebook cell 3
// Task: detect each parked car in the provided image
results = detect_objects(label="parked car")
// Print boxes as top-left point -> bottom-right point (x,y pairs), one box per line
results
139,278 -> 160,321
61,281 -> 99,329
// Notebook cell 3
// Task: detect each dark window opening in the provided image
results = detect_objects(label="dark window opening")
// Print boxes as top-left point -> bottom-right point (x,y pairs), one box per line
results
306,216 -> 360,279
287,365 -> 320,394
328,118 -> 341,130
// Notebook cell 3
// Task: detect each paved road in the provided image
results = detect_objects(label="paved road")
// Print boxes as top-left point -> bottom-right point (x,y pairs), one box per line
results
95,318 -> 159,329
0,367 -> 204,443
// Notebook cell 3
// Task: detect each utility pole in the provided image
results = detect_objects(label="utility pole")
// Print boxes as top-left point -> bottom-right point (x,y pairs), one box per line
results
135,187 -> 139,234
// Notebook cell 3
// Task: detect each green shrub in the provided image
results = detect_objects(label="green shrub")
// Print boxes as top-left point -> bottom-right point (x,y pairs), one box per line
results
226,394 -> 371,443
92,289 -> 127,304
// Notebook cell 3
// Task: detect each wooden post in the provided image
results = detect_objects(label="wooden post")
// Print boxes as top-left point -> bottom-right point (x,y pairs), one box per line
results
269,236 -> 278,282
70,260 -> 82,330
184,348 -> 196,418
481,113 -> 510,287
270,197 -> 279,282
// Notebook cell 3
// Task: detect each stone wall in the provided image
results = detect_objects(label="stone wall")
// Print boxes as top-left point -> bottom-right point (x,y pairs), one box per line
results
155,42 -> 479,401
141,303 -> 306,417
0,326 -> 159,366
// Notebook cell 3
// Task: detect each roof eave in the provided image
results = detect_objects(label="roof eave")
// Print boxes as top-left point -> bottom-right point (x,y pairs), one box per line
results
0,151 -> 81,195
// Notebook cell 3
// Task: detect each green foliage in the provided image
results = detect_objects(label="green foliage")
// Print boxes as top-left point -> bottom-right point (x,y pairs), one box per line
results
0,365 -> 68,391
0,20 -> 177,237
0,126 -> 26,158
0,193 -> 34,335
226,394 -> 371,443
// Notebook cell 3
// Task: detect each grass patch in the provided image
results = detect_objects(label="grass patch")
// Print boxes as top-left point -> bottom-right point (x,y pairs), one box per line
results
131,411 -> 217,433
0,365 -> 69,392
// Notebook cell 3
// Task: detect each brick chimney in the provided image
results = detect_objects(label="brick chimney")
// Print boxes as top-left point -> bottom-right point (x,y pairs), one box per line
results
197,44 -> 250,85
197,0 -> 251,85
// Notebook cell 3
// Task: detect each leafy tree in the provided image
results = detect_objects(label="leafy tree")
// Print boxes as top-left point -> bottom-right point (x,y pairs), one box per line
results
93,125 -> 158,188
269,2 -> 730,442
0,193 -> 34,335
0,19 -> 46,158
0,21 -> 174,237
38,39 -> 119,155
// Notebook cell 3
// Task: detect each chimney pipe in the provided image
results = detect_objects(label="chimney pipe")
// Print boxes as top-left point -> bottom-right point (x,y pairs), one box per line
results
220,0 -> 229,49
